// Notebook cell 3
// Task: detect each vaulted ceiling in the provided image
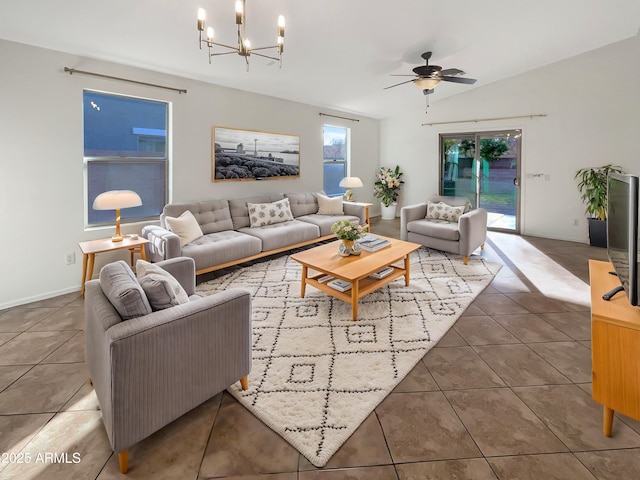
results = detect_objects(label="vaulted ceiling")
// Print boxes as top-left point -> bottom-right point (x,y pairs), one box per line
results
1,0 -> 639,119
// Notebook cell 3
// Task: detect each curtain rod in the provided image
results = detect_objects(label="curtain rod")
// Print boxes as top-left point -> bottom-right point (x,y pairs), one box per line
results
422,113 -> 547,127
319,112 -> 360,122
64,67 -> 187,94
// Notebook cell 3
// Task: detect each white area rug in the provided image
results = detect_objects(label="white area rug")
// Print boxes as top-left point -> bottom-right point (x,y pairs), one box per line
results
196,247 -> 501,467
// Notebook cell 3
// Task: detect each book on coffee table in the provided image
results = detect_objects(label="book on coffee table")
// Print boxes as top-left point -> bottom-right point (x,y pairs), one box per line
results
327,279 -> 352,292
369,266 -> 394,279
357,235 -> 391,252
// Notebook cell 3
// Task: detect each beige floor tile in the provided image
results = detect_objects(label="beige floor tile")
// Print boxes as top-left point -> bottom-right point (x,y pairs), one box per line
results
528,341 -> 592,383
0,331 -> 77,365
492,313 -> 572,343
42,331 -> 85,364
217,474 -> 298,480
97,401 -> 219,479
0,411 -> 112,480
61,381 -> 100,412
423,346 -> 505,390
396,458 -> 497,480
392,359 -> 439,393
376,391 -> 481,463
298,465 -> 397,479
0,332 -> 18,347
575,448 -> 640,480
445,388 -> 568,456
472,293 -> 530,316
488,453 -> 596,480
0,363 -> 88,414
538,311 -> 592,341
28,306 -> 84,331
0,364 -> 32,391
472,344 -> 570,386
506,292 -> 574,313
200,401 -> 300,477
453,315 -> 520,345
513,384 -> 640,450
0,413 -> 53,457
0,307 -> 59,333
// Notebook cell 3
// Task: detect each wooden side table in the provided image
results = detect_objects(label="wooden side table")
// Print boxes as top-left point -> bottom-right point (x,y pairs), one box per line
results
345,201 -> 373,232
79,237 -> 149,296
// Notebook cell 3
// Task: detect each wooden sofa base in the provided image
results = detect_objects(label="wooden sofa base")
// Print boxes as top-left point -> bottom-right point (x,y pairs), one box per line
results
195,233 -> 337,276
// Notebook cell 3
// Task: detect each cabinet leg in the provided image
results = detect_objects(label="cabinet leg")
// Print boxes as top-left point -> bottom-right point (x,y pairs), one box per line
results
603,406 -> 614,437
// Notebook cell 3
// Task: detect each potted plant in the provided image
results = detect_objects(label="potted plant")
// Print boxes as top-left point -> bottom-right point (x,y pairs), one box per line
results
373,165 -> 404,219
574,164 -> 624,247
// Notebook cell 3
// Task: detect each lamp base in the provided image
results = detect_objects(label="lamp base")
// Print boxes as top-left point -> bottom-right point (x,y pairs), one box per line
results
111,235 -> 124,242
343,189 -> 354,201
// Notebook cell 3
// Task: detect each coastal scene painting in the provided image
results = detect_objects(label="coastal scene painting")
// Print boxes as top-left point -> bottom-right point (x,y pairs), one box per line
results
213,126 -> 300,181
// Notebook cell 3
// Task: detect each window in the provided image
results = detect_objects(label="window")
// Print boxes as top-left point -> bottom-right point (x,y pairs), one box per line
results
84,90 -> 169,227
322,125 -> 350,196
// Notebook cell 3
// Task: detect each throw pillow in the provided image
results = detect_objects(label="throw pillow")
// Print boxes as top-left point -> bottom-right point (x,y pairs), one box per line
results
99,260 -> 152,320
426,201 -> 466,222
248,198 -> 294,227
165,210 -> 204,247
136,260 -> 189,311
316,193 -> 344,215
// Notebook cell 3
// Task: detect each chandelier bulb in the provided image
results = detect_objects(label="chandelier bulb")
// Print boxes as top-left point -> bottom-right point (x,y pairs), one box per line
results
235,1 -> 244,24
197,8 -> 206,31
207,27 -> 214,40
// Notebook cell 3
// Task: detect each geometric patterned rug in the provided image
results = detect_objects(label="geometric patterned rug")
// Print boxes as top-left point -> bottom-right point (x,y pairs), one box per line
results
196,247 -> 501,467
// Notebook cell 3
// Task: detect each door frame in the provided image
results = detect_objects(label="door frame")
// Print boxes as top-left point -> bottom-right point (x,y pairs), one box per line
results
439,129 -> 521,234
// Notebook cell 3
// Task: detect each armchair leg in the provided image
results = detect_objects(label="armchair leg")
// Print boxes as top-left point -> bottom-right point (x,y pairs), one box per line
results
240,375 -> 249,390
463,255 -> 469,265
481,243 -> 485,250
118,450 -> 128,474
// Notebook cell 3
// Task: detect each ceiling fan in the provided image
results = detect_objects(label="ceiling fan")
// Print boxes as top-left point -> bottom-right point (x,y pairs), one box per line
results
384,51 -> 477,94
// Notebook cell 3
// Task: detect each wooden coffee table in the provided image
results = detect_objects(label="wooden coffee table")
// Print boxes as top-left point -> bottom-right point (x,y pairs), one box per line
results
290,235 -> 421,320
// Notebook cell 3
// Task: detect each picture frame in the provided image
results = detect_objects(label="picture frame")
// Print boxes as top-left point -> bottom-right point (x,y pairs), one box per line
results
212,126 -> 300,181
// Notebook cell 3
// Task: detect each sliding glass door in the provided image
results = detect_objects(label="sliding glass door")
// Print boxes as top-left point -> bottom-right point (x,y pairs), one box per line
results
440,130 -> 521,232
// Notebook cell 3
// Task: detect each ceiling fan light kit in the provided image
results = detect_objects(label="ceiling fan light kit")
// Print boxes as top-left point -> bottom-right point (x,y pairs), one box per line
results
197,0 -> 285,70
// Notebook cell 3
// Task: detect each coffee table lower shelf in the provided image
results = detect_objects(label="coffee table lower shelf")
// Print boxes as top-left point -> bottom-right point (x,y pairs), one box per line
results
301,265 -> 409,321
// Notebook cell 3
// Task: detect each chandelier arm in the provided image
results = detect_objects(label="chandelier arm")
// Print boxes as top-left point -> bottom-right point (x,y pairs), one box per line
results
249,45 -> 279,52
209,51 -> 243,57
251,52 -> 281,62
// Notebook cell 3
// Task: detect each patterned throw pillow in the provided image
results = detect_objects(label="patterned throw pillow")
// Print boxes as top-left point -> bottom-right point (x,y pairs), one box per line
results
426,201 -> 466,222
248,198 -> 294,228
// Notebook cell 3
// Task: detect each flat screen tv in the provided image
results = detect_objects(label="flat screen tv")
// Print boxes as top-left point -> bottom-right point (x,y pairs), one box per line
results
605,173 -> 639,305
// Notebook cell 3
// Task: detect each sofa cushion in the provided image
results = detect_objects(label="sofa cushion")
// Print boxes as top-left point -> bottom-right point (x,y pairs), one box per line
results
297,214 -> 362,236
426,201 -> 466,222
99,261 -> 152,320
182,231 -> 262,271
316,193 -> 344,215
407,219 -> 460,242
248,198 -> 294,227
136,260 -> 189,310
239,220 -> 320,251
165,210 -> 204,247
163,200 -> 233,234
285,192 -> 318,217
229,194 -> 285,230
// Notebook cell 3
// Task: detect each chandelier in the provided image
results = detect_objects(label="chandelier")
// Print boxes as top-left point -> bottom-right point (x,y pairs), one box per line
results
197,0 -> 285,70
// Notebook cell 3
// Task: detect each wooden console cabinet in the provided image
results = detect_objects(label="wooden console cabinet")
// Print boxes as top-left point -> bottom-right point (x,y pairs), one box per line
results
589,259 -> 640,436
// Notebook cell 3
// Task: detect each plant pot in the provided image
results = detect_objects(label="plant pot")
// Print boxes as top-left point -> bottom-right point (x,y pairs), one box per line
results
588,218 -> 607,248
380,203 -> 397,220
338,239 -> 354,257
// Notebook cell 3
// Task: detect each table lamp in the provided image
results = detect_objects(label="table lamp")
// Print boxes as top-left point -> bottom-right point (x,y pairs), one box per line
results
339,177 -> 363,201
93,190 -> 142,242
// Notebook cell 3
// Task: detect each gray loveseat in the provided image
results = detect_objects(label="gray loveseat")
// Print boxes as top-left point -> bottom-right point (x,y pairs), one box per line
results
401,195 -> 488,264
142,193 -> 366,275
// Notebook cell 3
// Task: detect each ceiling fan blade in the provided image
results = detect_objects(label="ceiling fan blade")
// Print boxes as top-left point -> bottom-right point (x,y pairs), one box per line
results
440,68 -> 465,76
389,74 -> 418,77
440,76 -> 477,85
383,78 -> 417,90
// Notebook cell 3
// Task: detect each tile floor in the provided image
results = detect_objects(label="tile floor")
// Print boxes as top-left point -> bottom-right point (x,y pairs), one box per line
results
2,219 -> 640,479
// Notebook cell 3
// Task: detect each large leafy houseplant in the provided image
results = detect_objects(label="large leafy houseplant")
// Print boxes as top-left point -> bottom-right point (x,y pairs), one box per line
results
574,164 -> 624,247
574,164 -> 623,221
373,165 -> 404,207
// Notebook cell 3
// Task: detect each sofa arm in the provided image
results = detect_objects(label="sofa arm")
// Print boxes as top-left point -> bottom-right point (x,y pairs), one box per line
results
400,203 -> 428,240
156,257 -> 196,296
142,225 -> 181,263
103,288 -> 252,452
458,208 -> 488,256
343,202 -> 367,225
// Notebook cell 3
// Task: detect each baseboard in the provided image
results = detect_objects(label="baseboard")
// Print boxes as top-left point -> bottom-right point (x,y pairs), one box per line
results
0,286 -> 81,311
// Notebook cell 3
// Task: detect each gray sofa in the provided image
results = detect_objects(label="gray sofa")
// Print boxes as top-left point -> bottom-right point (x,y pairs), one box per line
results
142,193 -> 366,275
401,195 -> 488,264
85,256 -> 252,473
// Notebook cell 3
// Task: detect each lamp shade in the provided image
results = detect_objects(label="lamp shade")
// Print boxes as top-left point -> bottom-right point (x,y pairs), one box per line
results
93,190 -> 142,210
413,77 -> 441,91
339,177 -> 364,189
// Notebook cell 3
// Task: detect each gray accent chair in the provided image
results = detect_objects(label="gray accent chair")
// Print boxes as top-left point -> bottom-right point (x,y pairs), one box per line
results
401,195 -> 488,264
84,256 -> 251,473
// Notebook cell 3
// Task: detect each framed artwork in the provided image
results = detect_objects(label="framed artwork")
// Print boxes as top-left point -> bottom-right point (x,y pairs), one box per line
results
212,126 -> 300,181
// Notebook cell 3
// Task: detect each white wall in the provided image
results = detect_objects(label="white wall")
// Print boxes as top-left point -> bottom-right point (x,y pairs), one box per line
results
381,33 -> 640,243
0,40 -> 379,308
